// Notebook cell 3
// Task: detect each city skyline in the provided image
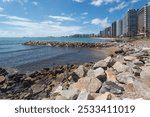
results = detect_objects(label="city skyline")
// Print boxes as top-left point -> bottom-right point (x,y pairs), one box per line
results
0,0 -> 149,37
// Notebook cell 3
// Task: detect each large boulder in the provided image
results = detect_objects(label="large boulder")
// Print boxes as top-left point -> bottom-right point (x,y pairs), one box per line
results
93,60 -> 108,69
93,67 -> 106,81
124,56 -> 137,61
74,65 -> 85,78
113,61 -> 129,73
0,76 -> 6,84
70,77 -> 102,93
104,56 -> 115,67
117,72 -> 135,84
100,81 -> 124,94
133,80 -> 150,99
60,88 -> 80,100
140,66 -> 150,82
77,89 -> 93,100
31,84 -> 45,95
105,68 -> 117,82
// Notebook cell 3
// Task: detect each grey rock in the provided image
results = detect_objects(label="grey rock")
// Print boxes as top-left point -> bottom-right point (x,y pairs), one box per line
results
113,62 -> 129,73
77,89 -> 93,100
0,76 -> 6,84
93,60 -> 108,69
124,56 -> 137,61
100,81 -> 124,94
133,80 -> 150,99
60,88 -> 80,100
140,66 -> 150,81
74,65 -> 85,78
70,77 -> 102,93
31,84 -> 45,95
117,72 -> 135,84
94,67 -> 106,81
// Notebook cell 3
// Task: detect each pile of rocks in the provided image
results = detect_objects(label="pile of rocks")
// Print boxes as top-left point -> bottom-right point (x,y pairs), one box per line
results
23,41 -> 114,48
0,42 -> 150,100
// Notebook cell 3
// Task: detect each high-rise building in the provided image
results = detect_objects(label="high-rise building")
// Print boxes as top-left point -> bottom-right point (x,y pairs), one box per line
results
145,2 -> 150,37
100,30 -> 105,37
105,27 -> 111,37
137,2 -> 150,37
122,9 -> 138,37
116,19 -> 123,37
112,21 -> 117,37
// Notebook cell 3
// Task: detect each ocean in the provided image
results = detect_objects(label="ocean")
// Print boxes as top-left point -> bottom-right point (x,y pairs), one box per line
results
0,37 -> 111,73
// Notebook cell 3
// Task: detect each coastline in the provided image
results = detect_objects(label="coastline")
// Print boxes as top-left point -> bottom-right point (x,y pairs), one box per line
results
91,37 -> 116,41
0,41 -> 150,100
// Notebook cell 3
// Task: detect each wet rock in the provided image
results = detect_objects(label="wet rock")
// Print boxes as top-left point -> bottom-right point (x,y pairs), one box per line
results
124,56 -> 137,61
0,68 -> 8,76
0,76 -> 6,84
105,68 -> 117,82
70,77 -> 102,93
100,81 -> 124,94
93,60 -> 108,69
6,68 -> 18,75
77,89 -> 93,100
74,65 -> 85,78
117,72 -> 135,84
113,62 -> 129,73
31,84 -> 45,95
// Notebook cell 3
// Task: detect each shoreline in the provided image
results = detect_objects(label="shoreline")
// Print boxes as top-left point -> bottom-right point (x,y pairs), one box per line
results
0,41 -> 150,100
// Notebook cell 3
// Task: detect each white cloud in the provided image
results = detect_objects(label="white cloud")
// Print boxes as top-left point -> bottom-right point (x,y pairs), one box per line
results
49,15 -> 75,21
2,0 -> 13,2
73,0 -> 84,3
131,0 -> 140,3
0,15 -> 82,37
0,14 -> 30,21
82,12 -> 88,15
0,7 -> 4,12
91,0 -> 120,7
109,1 -> 127,12
91,17 -> 110,28
2,0 -> 28,5
32,1 -> 38,6
83,21 -> 90,24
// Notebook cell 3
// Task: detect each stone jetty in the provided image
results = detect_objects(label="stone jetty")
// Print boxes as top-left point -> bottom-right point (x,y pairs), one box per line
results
0,41 -> 150,100
23,41 -> 114,48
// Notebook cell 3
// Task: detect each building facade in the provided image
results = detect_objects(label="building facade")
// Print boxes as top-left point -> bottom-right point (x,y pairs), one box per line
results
116,19 -> 123,37
137,2 -> 150,37
112,21 -> 117,37
105,27 -> 111,37
145,2 -> 150,37
122,9 -> 138,37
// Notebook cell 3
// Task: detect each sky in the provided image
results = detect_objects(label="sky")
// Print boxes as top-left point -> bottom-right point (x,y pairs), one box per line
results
0,0 -> 149,37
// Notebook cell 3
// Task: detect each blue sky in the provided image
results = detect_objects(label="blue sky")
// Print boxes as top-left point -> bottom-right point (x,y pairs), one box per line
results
0,0 -> 149,37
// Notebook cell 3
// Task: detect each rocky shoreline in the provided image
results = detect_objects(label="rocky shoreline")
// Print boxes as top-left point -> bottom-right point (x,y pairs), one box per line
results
23,41 -> 114,48
0,41 -> 150,100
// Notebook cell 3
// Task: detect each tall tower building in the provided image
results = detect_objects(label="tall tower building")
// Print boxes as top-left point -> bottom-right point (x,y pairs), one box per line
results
137,2 -> 150,37
123,9 -> 138,37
